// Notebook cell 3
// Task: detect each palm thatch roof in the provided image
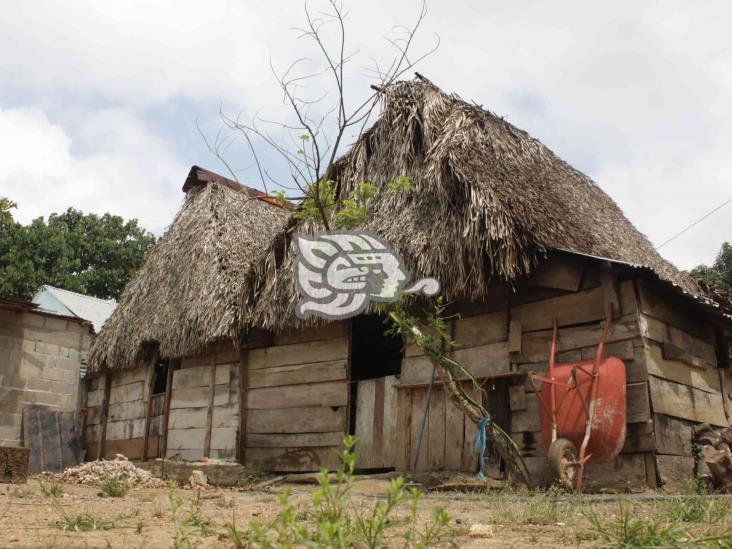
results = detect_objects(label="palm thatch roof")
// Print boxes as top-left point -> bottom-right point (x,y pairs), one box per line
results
88,166 -> 290,372
243,76 -> 711,331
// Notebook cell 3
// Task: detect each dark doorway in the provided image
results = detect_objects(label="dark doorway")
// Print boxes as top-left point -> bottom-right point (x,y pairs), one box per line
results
349,315 -> 404,469
152,360 -> 170,395
350,315 -> 403,382
482,377 -> 514,476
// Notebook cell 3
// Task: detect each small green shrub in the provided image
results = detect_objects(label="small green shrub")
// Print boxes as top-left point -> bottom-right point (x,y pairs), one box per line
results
39,481 -> 64,497
659,495 -> 729,524
169,490 -> 213,548
99,479 -> 129,498
51,500 -> 116,532
222,435 -> 453,548
584,501 -> 732,548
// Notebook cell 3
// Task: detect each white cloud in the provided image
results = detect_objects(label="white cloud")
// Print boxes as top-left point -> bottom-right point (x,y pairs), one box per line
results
0,0 -> 730,269
0,106 -> 186,234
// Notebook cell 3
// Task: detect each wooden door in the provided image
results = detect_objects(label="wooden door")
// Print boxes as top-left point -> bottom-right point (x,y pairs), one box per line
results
354,376 -> 398,469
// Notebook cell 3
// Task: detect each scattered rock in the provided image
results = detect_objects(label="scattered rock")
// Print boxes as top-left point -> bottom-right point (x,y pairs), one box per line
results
468,524 -> 494,538
44,455 -> 165,488
189,470 -> 208,488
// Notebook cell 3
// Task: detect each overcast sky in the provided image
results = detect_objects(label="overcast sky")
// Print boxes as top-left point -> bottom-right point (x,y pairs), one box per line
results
1,1 -> 730,270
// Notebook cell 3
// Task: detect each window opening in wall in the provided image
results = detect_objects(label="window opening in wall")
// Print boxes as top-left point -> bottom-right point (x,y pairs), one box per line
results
350,315 -> 403,382
153,359 -> 170,394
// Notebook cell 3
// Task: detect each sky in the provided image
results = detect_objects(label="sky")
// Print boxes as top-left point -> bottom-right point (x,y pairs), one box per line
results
1,1 -> 730,271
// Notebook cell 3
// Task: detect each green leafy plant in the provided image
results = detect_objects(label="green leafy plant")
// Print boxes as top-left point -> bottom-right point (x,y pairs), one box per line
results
99,479 -> 128,498
584,501 -> 732,548
169,490 -> 212,548
222,436 -> 453,548
51,500 -> 116,532
39,480 -> 64,498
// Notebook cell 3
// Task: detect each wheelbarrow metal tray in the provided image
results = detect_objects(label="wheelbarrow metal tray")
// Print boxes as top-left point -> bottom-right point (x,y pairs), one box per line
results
538,357 -> 627,463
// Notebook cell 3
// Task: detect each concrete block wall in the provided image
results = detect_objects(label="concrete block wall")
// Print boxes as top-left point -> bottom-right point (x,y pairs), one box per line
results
0,307 -> 91,446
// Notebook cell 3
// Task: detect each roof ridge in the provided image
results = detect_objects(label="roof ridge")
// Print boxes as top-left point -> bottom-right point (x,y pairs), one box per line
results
43,285 -> 117,304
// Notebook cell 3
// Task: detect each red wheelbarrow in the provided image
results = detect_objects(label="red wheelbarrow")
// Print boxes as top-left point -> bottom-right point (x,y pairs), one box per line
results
529,312 -> 627,490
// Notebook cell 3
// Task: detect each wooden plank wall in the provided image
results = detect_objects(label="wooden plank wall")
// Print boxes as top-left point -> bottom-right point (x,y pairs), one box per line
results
508,261 -> 657,490
243,322 -> 349,472
395,382 -> 482,473
166,342 -> 240,461
636,279 -> 728,490
86,366 -> 161,460
395,289 -> 509,473
354,376 -> 398,469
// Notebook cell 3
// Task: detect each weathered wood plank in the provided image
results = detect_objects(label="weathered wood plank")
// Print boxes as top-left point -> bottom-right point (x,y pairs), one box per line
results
108,380 -> 145,405
509,385 -> 527,411
96,372 -> 112,461
453,311 -> 508,349
248,338 -> 349,370
460,384 -> 480,473
508,321 -> 522,354
528,254 -> 585,292
637,279 -> 714,343
619,280 -> 637,317
245,432 -> 345,448
246,406 -> 347,434
444,393 -> 464,470
247,360 -> 347,389
584,453 -> 652,491
656,455 -> 695,491
354,378 -> 376,468
382,376 -> 398,469
648,375 -> 727,426
245,447 -> 342,472
510,286 -> 605,332
627,382 -> 651,424
410,388 -> 429,472
513,315 -> 639,364
623,420 -> 655,454
103,436 -> 158,460
275,321 -> 349,346
169,385 -> 230,409
510,395 -> 540,433
644,341 -> 720,393
167,407 -> 238,430
172,364 -> 230,390
247,381 -> 348,410
427,388 -> 446,471
166,428 -> 206,452
653,413 -> 695,456
395,389 -> 412,472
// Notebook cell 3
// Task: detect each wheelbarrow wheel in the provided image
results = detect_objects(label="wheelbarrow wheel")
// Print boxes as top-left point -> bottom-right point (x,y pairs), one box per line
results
548,438 -> 578,491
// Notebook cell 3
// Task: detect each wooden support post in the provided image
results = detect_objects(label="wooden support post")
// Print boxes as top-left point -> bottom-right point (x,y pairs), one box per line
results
508,321 -> 522,354
96,371 -> 112,461
160,360 -> 176,459
141,352 -> 159,462
600,265 -> 620,318
203,352 -> 218,458
237,347 -> 249,464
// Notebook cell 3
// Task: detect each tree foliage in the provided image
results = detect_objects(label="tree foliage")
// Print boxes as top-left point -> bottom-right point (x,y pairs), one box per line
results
690,242 -> 732,294
0,202 -> 156,300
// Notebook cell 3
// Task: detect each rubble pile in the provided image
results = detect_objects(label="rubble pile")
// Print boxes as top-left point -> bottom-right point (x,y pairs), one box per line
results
48,454 -> 166,488
694,423 -> 732,492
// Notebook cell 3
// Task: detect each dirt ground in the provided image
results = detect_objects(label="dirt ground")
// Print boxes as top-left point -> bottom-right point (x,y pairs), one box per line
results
1,477 -> 732,548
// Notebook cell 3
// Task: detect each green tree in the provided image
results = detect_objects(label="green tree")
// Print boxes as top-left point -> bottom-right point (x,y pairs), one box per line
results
0,203 -> 156,300
690,242 -> 732,294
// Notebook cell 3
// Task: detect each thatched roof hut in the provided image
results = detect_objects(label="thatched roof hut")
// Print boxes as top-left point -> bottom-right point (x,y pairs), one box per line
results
244,76 -> 719,331
88,166 -> 290,372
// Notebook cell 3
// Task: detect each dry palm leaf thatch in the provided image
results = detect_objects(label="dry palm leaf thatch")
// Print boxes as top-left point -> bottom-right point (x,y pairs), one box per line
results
243,76 -> 705,331
88,167 -> 290,372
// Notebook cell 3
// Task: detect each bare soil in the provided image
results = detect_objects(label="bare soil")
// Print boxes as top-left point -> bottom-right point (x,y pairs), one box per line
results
1,477 -> 731,548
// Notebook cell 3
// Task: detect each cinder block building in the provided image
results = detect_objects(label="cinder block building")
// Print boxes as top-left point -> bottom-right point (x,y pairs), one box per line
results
0,298 -> 93,446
